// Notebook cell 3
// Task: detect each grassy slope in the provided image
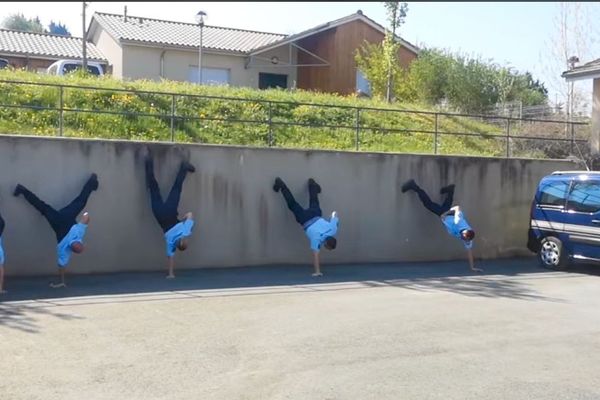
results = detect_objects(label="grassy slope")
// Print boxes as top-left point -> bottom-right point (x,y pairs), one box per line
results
0,70 -> 508,156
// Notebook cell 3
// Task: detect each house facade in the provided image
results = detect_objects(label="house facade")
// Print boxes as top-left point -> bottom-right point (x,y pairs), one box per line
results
563,59 -> 600,155
0,28 -> 107,73
87,10 -> 418,95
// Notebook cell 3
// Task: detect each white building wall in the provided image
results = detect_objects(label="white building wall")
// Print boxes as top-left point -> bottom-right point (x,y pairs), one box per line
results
90,28 -> 123,78
120,44 -> 298,89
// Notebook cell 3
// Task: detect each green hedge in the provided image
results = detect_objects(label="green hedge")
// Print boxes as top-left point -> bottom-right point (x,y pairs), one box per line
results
0,69 -> 508,156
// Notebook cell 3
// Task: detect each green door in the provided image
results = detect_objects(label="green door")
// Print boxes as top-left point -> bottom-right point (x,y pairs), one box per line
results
259,73 -> 288,89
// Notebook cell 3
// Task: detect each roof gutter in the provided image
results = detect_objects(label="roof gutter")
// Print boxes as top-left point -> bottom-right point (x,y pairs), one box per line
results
562,70 -> 600,82
119,39 -> 249,57
0,51 -> 107,63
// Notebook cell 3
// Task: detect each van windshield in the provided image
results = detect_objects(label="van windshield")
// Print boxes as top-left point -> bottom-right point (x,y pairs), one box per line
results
63,64 -> 101,75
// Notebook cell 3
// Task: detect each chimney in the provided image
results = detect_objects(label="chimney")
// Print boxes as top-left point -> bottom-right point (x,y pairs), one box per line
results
124,5 -> 128,22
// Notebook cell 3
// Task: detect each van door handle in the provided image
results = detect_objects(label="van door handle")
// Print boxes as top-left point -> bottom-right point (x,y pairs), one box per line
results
592,220 -> 600,224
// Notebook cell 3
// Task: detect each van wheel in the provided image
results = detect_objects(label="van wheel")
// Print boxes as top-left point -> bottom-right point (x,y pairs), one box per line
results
539,237 -> 569,270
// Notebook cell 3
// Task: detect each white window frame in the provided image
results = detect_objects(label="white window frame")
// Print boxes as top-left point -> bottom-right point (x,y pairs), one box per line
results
356,70 -> 372,96
188,66 -> 231,86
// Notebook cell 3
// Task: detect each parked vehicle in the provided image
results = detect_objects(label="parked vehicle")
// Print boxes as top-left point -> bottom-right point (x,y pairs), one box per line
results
0,58 -> 8,69
46,60 -> 104,76
528,170 -> 600,269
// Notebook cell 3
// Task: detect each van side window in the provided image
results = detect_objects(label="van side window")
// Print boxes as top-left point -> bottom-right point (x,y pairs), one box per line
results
567,182 -> 600,213
538,181 -> 568,207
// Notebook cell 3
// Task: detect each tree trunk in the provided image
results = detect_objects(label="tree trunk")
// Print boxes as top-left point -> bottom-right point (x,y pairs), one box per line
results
385,6 -> 398,103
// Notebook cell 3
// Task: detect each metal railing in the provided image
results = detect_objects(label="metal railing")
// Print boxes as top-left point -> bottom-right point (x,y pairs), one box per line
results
0,79 -> 590,159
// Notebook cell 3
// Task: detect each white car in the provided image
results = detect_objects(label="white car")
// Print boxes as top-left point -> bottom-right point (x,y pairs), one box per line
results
47,60 -> 105,76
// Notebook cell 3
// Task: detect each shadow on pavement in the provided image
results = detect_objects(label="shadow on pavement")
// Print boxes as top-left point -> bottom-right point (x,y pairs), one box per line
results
0,257 -> 581,333
565,263 -> 600,277
0,303 -> 84,333
0,256 -> 570,304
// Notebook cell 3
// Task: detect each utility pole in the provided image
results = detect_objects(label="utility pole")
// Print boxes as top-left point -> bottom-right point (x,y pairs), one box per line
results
82,2 -> 88,73
567,56 -> 579,134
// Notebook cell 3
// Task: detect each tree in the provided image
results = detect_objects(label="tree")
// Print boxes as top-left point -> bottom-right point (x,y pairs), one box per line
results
496,67 -> 515,109
1,13 -> 45,33
407,48 -> 453,104
48,21 -> 71,36
407,48 -> 549,113
354,2 -> 412,102
541,2 -> 598,117
355,39 -> 416,101
383,2 -> 409,102
509,72 -> 548,107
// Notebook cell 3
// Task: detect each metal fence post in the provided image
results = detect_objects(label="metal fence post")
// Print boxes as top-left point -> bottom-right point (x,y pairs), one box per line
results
170,94 -> 176,142
506,118 -> 511,158
58,85 -> 64,137
570,121 -> 575,155
268,101 -> 273,147
434,113 -> 439,154
355,108 -> 360,151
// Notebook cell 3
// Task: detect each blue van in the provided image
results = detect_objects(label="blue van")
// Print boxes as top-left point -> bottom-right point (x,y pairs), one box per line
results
528,170 -> 600,269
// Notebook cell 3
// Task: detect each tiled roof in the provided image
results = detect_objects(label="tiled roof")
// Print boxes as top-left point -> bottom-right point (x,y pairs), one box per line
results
562,58 -> 600,79
249,11 -> 419,56
92,12 -> 287,53
0,28 -> 107,61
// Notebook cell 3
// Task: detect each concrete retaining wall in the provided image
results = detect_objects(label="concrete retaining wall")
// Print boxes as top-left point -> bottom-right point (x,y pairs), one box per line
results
0,135 -> 576,276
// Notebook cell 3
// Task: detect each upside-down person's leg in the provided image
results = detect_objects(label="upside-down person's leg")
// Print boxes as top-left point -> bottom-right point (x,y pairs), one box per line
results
59,173 -> 99,221
164,161 -> 195,218
402,180 -> 445,216
274,177 -> 309,225
14,184 -> 66,241
145,157 -> 175,232
0,212 -> 4,293
440,184 -> 456,214
307,178 -> 323,218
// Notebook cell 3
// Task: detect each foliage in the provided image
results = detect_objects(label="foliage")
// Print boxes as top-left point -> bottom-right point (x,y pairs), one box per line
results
48,21 -> 71,36
407,48 -> 549,113
355,2 -> 411,102
382,2 -> 409,102
1,13 -> 45,33
1,13 -> 71,36
354,37 -> 416,102
355,41 -> 391,99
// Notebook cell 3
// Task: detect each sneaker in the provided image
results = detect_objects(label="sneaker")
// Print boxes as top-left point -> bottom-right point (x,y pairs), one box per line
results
440,184 -> 455,194
401,179 -> 417,193
182,161 -> 196,173
273,177 -> 284,193
308,178 -> 321,193
311,272 -> 323,277
49,282 -> 67,288
89,173 -> 99,191
13,184 -> 24,197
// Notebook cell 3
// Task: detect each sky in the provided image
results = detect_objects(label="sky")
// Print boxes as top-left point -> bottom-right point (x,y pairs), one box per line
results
1,2 -> 599,107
